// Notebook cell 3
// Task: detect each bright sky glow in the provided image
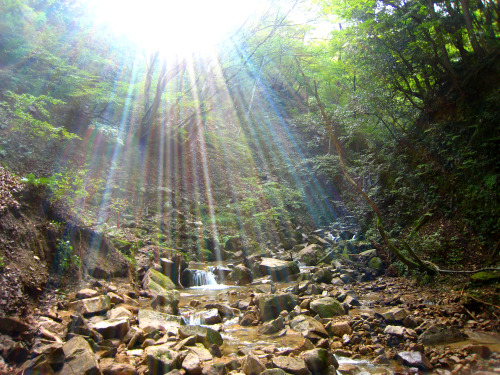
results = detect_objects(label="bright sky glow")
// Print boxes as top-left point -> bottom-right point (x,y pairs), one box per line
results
89,0 -> 264,55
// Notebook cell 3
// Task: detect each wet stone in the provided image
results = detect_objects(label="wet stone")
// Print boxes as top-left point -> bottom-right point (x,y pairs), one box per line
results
309,297 -> 345,318
396,350 -> 432,371
290,315 -> 329,338
272,355 -> 312,375
182,352 -> 202,375
91,318 -> 130,340
75,289 -> 99,300
241,351 -> 266,375
69,295 -> 111,317
60,336 -> 100,375
418,324 -> 468,345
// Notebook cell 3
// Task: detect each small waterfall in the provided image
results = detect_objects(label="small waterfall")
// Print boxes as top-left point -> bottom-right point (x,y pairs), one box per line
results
190,269 -> 218,287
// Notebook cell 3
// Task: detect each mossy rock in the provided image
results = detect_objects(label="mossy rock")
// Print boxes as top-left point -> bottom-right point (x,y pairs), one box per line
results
470,271 -> 500,284
368,257 -> 384,272
143,269 -> 176,291
310,297 -> 345,318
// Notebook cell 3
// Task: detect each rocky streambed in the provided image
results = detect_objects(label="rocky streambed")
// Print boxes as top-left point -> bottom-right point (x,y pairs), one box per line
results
0,253 -> 499,375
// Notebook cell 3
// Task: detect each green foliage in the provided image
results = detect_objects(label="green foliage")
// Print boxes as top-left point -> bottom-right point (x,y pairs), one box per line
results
54,238 -> 80,274
0,91 -> 78,140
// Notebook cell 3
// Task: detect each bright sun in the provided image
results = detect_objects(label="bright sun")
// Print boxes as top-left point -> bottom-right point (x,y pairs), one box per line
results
89,0 -> 264,55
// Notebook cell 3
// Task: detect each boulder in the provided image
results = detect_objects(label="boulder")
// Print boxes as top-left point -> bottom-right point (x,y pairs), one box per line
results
328,321 -> 352,337
259,258 -> 300,281
396,351 -> 432,371
289,315 -> 328,338
198,309 -> 222,325
368,257 -> 384,272
229,264 -> 253,285
311,269 -> 331,284
300,348 -> 338,374
259,316 -> 285,335
241,351 -> 266,375
69,295 -> 111,317
99,358 -> 135,375
255,293 -> 299,321
143,268 -> 176,291
151,291 -> 180,315
182,352 -> 202,375
138,309 -> 183,331
201,363 -> 227,375
309,297 -> 345,318
381,307 -> 408,323
60,336 -> 100,375
204,303 -> 235,318
295,244 -> 322,266
188,345 -> 213,361
418,324 -> 468,345
75,289 -> 99,300
179,325 -> 223,347
107,307 -> 133,320
92,318 -> 130,340
272,356 -> 311,375
384,325 -> 406,337
145,344 -> 181,374
0,317 -> 33,335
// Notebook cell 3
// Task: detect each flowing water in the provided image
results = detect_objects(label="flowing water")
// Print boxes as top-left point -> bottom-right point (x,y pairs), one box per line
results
178,262 -> 500,374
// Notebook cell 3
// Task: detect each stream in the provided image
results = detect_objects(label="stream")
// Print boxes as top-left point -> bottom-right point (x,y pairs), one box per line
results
176,263 -> 500,374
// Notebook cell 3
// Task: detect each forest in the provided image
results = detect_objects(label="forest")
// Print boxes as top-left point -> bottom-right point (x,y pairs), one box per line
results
0,0 -> 499,374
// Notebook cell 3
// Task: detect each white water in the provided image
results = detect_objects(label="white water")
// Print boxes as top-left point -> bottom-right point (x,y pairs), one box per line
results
191,269 -> 218,286
188,268 -> 230,290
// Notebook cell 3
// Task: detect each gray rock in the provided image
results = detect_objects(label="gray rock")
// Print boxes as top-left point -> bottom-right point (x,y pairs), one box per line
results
300,348 -> 338,373
204,303 -> 235,318
182,352 -> 202,375
188,345 -> 213,361
289,315 -> 328,338
381,307 -> 408,323
259,257 -> 300,281
75,289 -> 99,300
179,325 -> 223,347
69,295 -> 111,317
328,321 -> 352,337
384,325 -> 406,337
272,356 -> 311,375
259,316 -> 285,335
396,351 -> 432,371
151,291 -> 180,315
309,297 -> 345,318
311,269 -> 331,284
229,264 -> 253,285
295,244 -> 323,266
60,336 -> 100,375
256,293 -> 298,321
92,318 -> 130,340
99,358 -> 135,375
138,309 -> 183,331
145,344 -> 181,374
418,324 -> 468,345
201,363 -> 227,375
199,309 -> 222,325
107,307 -> 132,320
241,351 -> 266,375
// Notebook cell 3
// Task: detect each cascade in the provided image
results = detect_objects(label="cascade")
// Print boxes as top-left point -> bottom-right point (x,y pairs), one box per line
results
190,268 -> 218,287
